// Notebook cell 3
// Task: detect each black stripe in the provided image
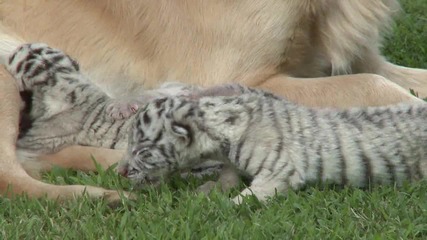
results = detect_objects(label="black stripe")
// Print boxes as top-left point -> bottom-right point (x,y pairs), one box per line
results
153,131 -> 163,144
8,51 -> 17,65
143,111 -> 151,125
243,141 -> 255,171
332,120 -> 348,185
233,140 -> 244,167
168,98 -> 174,108
268,98 -> 284,172
254,155 -> 268,176
25,52 -> 36,61
297,110 -> 309,171
23,61 -> 35,75
389,112 -> 413,181
70,58 -> 80,71
87,100 -> 108,129
77,84 -> 89,92
42,59 -> 54,71
92,105 -> 107,133
44,49 -> 56,55
220,138 -> 231,157
340,154 -> 348,185
157,108 -> 165,117
63,76 -> 79,84
68,91 -> 77,104
97,120 -> 116,141
342,110 -> 363,132
154,98 -> 167,109
360,153 -> 373,187
109,121 -> 127,149
15,59 -> 24,73
352,138 -> 374,186
50,55 -> 65,64
381,152 -> 397,184
395,147 -> 411,180
316,143 -> 323,183
31,47 -> 43,55
184,106 -> 196,119
158,145 -> 171,161
176,99 -> 188,111
28,65 -> 46,79
271,161 -> 289,179
414,159 -> 424,180
76,93 -> 90,108
190,163 -> 223,173
167,143 -> 177,159
376,142 -> 397,184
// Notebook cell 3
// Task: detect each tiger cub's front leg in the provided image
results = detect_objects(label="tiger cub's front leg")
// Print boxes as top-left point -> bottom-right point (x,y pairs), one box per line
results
196,164 -> 240,194
231,166 -> 304,204
106,81 -> 201,120
105,83 -> 246,120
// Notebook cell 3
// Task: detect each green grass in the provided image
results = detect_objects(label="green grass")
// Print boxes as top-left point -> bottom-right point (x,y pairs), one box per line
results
2,1 -> 427,239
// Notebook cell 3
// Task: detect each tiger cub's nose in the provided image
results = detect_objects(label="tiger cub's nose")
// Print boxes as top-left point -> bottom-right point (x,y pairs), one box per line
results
116,165 -> 128,177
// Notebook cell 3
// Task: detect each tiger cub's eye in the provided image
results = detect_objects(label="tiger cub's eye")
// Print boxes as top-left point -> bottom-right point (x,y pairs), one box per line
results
133,147 -> 150,156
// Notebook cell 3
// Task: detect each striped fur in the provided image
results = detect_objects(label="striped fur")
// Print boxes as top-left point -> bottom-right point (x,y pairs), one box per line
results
5,43 -> 222,177
120,84 -> 427,203
6,43 -> 133,155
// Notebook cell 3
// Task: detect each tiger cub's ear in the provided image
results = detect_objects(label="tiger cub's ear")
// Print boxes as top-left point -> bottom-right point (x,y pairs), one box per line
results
171,122 -> 192,146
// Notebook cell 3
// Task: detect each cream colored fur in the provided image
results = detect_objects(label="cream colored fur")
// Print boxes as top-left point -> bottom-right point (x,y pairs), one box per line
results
0,0 -> 425,203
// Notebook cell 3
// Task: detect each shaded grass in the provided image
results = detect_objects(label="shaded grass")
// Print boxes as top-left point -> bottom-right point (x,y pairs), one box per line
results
2,0 -> 427,239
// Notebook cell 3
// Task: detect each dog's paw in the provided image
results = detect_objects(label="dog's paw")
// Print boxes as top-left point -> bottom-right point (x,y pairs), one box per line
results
106,99 -> 141,120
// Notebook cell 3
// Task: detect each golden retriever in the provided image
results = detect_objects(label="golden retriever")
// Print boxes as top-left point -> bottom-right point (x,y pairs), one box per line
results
0,0 -> 425,204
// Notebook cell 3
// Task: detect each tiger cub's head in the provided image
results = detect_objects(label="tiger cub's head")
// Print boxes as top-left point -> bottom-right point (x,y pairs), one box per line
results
118,96 -> 211,188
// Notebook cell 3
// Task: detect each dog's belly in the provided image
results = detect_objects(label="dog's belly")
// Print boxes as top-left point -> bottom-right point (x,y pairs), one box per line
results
0,1 -> 327,88
3,0 -> 392,90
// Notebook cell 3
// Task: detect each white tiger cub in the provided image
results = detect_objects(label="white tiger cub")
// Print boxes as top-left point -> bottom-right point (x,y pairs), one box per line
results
6,43 -> 132,154
4,43 -> 224,177
119,84 -> 427,204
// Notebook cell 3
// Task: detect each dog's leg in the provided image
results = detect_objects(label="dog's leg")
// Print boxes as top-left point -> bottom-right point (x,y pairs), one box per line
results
0,68 -> 131,205
351,52 -> 427,98
381,62 -> 427,97
252,73 -> 423,109
31,146 -> 125,173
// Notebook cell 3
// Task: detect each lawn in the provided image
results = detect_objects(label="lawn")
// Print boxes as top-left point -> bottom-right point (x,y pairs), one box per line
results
1,1 -> 427,239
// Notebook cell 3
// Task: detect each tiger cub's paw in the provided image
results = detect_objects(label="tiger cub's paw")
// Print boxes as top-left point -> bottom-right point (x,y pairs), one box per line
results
196,181 -> 218,195
106,98 -> 141,120
6,43 -> 79,91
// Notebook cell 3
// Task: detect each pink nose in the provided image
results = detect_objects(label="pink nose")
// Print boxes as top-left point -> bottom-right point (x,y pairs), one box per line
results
117,167 -> 128,177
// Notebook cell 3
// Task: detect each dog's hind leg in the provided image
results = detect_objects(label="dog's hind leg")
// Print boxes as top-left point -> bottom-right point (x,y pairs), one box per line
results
250,73 -> 423,109
351,51 -> 427,98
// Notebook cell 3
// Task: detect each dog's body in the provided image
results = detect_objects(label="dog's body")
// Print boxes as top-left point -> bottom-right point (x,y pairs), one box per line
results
0,0 -> 426,203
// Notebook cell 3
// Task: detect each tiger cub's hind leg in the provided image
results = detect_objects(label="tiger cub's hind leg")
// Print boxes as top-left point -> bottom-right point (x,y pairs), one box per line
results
6,43 -> 79,91
0,65 -> 131,207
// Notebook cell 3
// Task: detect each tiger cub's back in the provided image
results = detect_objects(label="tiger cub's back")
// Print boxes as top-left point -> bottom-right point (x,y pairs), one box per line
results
197,88 -> 427,188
